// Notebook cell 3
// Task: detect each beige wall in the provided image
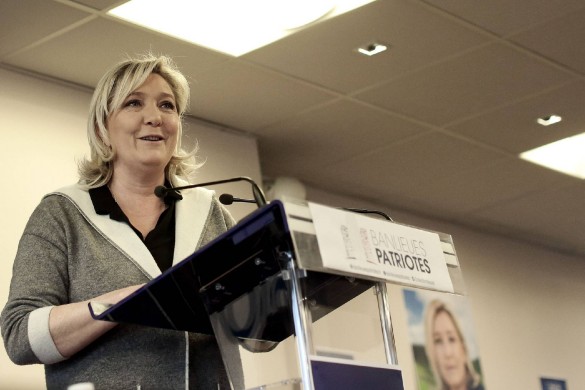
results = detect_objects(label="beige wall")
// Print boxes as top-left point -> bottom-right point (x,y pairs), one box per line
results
0,69 -> 90,390
0,68 -> 261,389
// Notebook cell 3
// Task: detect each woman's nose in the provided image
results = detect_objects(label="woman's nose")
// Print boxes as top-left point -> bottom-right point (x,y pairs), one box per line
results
144,104 -> 162,126
444,342 -> 455,356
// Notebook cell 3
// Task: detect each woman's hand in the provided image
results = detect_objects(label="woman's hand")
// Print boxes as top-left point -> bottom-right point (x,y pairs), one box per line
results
48,284 -> 144,358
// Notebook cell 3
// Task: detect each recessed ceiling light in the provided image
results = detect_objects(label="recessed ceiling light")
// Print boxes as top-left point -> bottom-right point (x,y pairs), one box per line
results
357,42 -> 388,56
108,0 -> 375,57
536,114 -> 562,126
520,132 -> 585,179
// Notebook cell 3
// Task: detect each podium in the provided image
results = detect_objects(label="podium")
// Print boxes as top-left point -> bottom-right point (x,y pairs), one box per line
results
90,199 -> 465,389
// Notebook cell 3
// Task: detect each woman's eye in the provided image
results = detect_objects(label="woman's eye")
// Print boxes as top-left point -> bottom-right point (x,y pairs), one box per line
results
124,99 -> 141,107
161,101 -> 176,110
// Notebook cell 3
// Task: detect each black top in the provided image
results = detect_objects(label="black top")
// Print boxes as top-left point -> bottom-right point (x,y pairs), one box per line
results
89,184 -> 181,272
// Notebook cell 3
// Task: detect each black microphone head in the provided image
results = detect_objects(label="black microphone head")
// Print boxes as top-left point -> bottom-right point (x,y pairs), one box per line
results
154,185 -> 168,198
219,193 -> 234,205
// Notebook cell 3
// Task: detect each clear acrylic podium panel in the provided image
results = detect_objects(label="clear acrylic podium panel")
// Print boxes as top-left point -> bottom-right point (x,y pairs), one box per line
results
199,199 -> 463,389
208,269 -> 391,390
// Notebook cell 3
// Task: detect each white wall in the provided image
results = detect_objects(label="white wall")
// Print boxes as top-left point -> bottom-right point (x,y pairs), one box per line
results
305,186 -> 585,390
0,68 -> 261,389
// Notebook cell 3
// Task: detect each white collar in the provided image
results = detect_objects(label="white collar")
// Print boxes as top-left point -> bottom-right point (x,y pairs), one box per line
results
52,183 -> 214,279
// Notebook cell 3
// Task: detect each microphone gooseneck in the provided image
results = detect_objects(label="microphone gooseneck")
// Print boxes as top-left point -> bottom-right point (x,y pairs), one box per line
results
155,177 -> 267,207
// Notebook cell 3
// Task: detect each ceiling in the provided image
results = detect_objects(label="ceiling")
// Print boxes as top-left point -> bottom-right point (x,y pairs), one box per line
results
2,0 -> 585,257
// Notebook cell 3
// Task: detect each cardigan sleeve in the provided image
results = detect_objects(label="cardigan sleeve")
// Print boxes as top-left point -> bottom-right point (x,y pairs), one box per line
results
1,197 -> 70,365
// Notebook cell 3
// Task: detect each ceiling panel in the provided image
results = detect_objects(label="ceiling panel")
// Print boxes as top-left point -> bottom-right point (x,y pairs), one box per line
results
258,99 -> 431,172
447,80 -> 585,154
354,42 -> 574,126
420,0 -> 585,36
188,60 -> 338,130
471,181 -> 585,254
510,8 -> 585,74
0,0 -> 91,57
245,0 -> 491,94
403,157 -> 579,215
4,17 -> 231,88
294,132 -> 508,204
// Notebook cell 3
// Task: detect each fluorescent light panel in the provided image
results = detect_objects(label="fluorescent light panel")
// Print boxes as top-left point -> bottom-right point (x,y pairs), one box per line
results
520,132 -> 585,179
109,0 -> 375,57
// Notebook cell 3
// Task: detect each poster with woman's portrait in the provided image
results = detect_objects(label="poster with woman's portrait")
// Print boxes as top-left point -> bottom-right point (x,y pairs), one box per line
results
402,288 -> 485,390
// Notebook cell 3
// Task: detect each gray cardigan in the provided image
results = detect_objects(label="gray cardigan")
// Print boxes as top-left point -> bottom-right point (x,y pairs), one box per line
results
1,184 -> 236,389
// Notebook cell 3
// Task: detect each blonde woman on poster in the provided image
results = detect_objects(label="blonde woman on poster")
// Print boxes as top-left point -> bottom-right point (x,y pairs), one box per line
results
424,300 -> 484,390
402,289 -> 485,390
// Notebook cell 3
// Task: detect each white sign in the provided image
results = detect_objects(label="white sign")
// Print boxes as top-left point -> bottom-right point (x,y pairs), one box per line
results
308,203 -> 454,293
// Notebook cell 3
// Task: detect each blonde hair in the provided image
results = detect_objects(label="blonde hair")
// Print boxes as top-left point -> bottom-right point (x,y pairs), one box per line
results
78,53 -> 200,187
424,299 -> 481,390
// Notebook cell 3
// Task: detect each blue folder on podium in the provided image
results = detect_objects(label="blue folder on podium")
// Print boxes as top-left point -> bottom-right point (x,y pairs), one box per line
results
89,200 -> 374,342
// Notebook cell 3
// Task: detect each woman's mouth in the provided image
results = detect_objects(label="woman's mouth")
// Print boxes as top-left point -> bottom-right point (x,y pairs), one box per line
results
139,135 -> 164,141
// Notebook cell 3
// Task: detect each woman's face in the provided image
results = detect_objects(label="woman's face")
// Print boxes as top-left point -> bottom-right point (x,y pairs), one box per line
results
106,73 -> 179,175
432,311 -> 468,390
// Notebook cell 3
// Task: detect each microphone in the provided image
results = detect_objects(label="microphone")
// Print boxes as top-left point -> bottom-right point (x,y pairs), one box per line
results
219,193 -> 256,205
155,176 -> 267,207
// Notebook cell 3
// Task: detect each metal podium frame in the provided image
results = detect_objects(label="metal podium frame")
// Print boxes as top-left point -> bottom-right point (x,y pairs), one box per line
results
285,258 -> 398,389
